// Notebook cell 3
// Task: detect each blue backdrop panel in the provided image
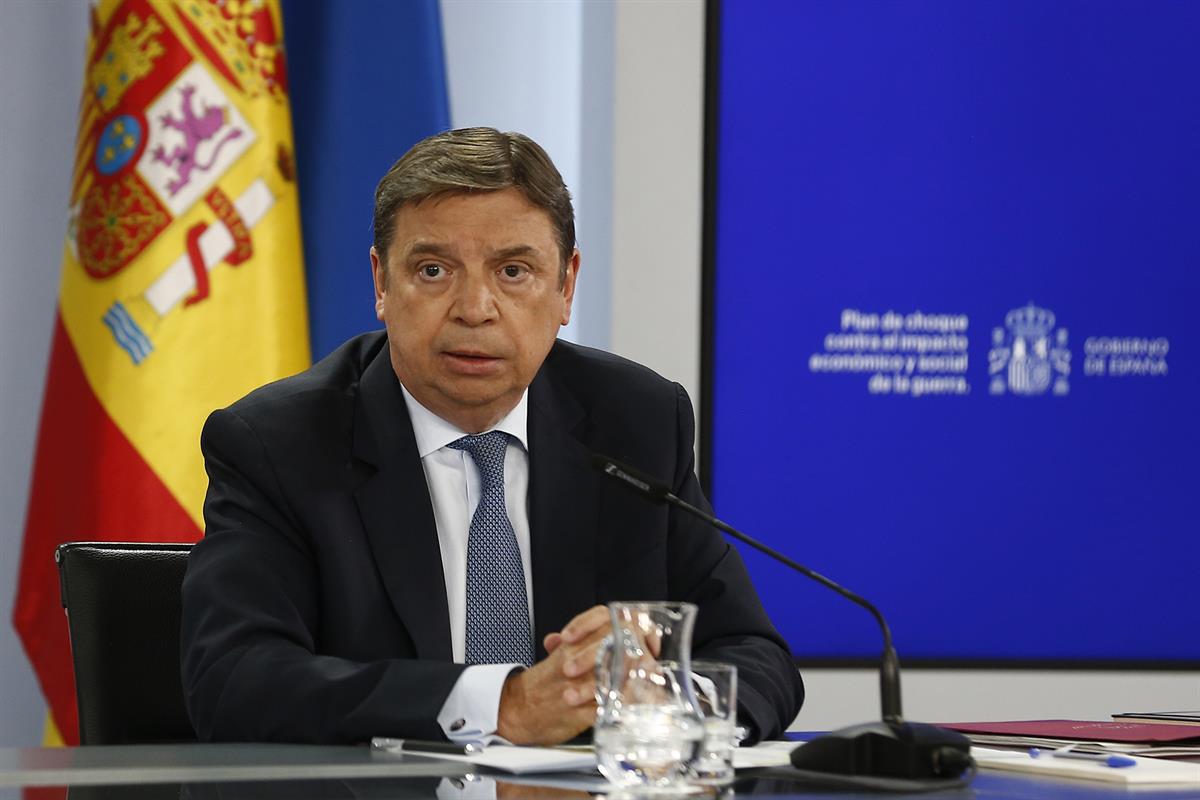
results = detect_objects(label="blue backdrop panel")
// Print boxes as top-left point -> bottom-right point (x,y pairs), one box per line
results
283,0 -> 450,360
710,1 -> 1199,662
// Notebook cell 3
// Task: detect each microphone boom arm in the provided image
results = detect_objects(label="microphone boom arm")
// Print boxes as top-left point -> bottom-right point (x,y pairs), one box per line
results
594,454 -> 974,783
662,490 -> 903,724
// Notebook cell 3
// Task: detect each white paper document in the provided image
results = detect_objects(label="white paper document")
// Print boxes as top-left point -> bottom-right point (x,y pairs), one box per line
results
372,739 -> 801,775
972,746 -> 1200,786
732,740 -> 797,769
373,742 -> 596,775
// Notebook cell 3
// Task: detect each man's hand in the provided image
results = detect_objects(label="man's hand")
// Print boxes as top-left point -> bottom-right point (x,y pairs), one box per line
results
495,605 -> 610,745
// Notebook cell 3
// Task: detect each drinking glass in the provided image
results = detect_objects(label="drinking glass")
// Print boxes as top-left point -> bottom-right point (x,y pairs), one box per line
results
688,661 -> 740,784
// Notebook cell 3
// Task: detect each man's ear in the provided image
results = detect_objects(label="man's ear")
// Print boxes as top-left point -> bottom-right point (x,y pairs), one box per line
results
560,248 -> 581,326
370,246 -> 386,320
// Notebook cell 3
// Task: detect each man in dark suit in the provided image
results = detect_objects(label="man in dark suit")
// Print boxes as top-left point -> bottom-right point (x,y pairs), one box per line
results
180,128 -> 803,746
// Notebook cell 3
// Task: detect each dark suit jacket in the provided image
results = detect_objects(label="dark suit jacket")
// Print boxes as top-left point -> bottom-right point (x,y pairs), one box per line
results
181,332 -> 803,744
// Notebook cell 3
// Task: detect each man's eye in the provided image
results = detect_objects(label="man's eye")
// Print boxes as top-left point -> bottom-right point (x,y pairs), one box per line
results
502,265 -> 524,278
421,264 -> 443,278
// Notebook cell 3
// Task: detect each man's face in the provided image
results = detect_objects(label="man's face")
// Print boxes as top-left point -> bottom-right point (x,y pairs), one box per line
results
371,187 -> 579,433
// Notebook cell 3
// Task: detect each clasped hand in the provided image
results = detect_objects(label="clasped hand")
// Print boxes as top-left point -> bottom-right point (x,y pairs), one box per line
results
495,605 -> 672,745
495,604 -> 610,745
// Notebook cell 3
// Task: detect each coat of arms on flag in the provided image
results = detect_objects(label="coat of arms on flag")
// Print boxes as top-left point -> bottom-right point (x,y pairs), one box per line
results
67,0 -> 299,366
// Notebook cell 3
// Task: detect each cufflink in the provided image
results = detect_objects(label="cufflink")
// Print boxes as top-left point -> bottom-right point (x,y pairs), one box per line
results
450,718 -> 466,732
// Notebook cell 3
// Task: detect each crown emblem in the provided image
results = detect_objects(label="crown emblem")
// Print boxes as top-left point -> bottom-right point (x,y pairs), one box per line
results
989,302 -> 1070,396
89,13 -> 165,113
1005,303 -> 1056,340
173,0 -> 286,101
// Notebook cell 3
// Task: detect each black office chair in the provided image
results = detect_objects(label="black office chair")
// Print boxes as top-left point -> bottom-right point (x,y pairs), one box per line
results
56,541 -> 197,745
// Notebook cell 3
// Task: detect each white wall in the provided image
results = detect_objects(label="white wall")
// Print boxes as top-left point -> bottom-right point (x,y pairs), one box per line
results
797,669 -> 1199,731
441,0 -> 702,410
608,0 -> 704,412
441,0 -> 601,347
0,0 -> 87,744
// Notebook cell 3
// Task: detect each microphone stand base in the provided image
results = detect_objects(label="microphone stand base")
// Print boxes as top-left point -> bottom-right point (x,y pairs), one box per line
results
789,720 -> 974,781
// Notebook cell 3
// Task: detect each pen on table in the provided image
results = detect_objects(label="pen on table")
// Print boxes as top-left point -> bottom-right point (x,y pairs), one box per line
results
1029,745 -> 1136,768
372,737 -> 484,756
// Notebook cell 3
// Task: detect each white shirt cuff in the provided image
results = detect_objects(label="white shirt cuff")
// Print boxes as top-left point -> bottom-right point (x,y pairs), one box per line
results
437,663 -> 523,744
692,672 -> 718,708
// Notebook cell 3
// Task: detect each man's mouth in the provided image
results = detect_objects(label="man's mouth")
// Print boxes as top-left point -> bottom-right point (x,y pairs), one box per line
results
442,349 -> 503,374
445,349 -> 498,360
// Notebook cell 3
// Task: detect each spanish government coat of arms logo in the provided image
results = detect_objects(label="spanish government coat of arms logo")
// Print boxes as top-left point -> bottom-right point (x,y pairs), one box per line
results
988,303 -> 1071,396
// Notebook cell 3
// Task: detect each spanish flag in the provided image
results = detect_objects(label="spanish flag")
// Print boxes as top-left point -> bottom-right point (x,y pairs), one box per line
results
14,0 -> 308,745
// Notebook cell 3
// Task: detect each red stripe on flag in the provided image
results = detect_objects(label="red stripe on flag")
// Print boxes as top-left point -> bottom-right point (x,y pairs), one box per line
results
13,313 -> 201,744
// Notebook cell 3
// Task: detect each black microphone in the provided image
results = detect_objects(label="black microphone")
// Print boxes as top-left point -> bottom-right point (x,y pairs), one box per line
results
592,453 -> 973,786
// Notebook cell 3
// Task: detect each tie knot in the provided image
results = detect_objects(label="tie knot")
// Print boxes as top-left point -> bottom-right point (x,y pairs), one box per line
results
449,431 -> 509,482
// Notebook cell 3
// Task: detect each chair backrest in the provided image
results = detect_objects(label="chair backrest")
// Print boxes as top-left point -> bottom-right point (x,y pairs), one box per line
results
56,541 -> 196,745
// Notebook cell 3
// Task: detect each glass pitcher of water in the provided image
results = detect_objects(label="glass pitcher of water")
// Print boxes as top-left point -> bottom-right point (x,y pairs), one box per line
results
594,601 -> 705,791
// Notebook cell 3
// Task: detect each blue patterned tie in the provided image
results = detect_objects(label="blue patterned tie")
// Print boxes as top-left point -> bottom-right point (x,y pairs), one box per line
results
449,432 -> 534,666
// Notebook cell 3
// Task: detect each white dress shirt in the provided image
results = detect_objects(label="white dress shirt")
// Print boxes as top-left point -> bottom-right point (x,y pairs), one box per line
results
399,384 -> 534,742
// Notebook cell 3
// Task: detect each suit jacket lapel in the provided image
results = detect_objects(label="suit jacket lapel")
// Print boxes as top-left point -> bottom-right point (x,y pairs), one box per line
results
527,366 -> 599,660
352,346 -> 453,662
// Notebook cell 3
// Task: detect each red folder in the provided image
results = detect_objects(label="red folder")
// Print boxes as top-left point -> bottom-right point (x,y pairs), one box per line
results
942,720 -> 1200,744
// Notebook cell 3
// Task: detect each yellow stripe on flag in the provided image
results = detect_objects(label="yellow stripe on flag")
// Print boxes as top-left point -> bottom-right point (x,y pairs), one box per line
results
42,714 -> 65,748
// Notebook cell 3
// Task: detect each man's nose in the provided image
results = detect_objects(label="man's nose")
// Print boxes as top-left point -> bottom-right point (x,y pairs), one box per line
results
452,271 -> 498,325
